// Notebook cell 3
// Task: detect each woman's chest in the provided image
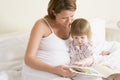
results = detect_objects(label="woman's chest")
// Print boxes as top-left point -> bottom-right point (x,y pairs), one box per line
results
54,27 -> 70,40
40,33 -> 69,51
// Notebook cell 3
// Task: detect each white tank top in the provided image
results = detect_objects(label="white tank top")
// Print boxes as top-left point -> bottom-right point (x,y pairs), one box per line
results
36,18 -> 70,66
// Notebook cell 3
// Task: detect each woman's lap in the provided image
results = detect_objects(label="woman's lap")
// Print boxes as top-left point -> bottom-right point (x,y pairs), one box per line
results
22,65 -> 71,80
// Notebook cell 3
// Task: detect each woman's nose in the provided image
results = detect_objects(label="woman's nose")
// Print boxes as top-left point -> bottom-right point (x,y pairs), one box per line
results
68,17 -> 73,24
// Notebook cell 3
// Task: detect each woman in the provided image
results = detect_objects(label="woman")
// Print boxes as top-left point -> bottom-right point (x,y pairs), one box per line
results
21,0 -> 76,80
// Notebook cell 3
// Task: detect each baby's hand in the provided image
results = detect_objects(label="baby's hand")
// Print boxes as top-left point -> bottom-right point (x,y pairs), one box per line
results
73,61 -> 86,66
100,51 -> 110,56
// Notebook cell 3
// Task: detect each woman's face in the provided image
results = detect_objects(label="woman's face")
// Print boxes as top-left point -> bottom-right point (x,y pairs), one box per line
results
54,10 -> 75,27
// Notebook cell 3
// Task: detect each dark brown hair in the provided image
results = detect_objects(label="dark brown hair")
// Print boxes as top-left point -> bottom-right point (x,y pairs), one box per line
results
71,18 -> 92,39
47,0 -> 76,19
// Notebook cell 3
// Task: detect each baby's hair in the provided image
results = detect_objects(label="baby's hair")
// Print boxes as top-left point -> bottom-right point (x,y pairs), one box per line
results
71,18 -> 92,40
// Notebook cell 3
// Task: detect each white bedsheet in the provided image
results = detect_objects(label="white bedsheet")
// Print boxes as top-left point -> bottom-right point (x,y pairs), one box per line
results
94,41 -> 120,71
0,33 -> 120,80
0,33 -> 29,80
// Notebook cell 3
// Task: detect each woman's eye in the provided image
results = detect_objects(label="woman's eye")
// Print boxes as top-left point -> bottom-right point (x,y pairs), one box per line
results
62,17 -> 67,19
75,37 -> 78,39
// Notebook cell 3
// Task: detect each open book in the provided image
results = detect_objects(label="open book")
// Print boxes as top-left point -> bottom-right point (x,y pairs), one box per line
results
70,65 -> 120,78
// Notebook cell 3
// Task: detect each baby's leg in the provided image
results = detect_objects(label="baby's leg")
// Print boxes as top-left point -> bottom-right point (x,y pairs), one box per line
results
106,74 -> 120,80
113,74 -> 120,80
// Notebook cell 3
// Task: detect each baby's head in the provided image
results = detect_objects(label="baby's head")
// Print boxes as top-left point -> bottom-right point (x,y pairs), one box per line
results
71,18 -> 92,45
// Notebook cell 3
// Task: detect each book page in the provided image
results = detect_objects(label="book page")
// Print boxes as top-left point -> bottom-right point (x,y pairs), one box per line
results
70,66 -> 103,77
93,65 -> 120,78
70,65 -> 120,78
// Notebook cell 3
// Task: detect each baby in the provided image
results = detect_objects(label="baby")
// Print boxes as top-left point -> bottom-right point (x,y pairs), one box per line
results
68,18 -> 112,80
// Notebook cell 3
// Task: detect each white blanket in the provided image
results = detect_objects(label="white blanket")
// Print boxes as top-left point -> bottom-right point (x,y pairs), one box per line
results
94,41 -> 120,71
0,33 -> 120,80
0,33 -> 29,80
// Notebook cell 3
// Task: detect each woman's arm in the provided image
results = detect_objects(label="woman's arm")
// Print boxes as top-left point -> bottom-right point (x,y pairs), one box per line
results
24,19 -> 54,72
24,19 -> 73,77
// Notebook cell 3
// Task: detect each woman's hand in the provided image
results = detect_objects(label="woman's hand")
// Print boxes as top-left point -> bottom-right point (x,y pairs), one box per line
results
53,65 -> 74,77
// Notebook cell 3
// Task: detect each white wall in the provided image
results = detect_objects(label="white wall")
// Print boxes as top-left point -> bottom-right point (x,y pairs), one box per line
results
0,0 -> 48,34
0,0 -> 120,34
75,0 -> 120,29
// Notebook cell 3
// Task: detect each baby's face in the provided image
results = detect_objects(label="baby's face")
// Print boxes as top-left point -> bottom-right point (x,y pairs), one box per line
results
72,35 -> 88,46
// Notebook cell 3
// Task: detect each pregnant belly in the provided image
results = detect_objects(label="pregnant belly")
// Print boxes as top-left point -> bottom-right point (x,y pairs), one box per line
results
36,51 -> 70,66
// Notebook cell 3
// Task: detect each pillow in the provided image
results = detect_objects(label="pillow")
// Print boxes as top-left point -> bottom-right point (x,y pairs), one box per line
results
89,19 -> 106,44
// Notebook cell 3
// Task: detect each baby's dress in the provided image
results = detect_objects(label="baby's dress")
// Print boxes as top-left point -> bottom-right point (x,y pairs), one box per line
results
68,41 -> 94,66
21,18 -> 71,80
68,41 -> 103,80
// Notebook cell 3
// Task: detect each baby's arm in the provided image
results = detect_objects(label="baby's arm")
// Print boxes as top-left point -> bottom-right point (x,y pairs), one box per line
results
100,51 -> 111,56
75,42 -> 95,66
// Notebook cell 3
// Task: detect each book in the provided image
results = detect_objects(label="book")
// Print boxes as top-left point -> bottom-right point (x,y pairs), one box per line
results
70,64 -> 120,78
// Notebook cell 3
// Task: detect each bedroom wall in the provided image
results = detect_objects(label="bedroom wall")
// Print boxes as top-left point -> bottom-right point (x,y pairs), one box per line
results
0,0 -> 120,34
0,0 -> 48,34
76,0 -> 120,29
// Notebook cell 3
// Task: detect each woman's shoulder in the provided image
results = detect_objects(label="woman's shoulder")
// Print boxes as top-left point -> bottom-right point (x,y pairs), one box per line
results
31,17 -> 52,37
32,18 -> 49,30
35,16 -> 50,25
34,18 -> 45,26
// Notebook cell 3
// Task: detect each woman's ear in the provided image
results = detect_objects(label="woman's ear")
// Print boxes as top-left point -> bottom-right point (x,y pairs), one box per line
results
52,10 -> 56,16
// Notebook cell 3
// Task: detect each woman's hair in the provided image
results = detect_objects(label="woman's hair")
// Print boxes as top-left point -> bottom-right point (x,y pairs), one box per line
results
47,0 -> 76,19
71,18 -> 92,39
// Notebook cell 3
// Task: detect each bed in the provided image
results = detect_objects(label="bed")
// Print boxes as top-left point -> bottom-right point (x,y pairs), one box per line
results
0,33 -> 29,80
0,19 -> 120,80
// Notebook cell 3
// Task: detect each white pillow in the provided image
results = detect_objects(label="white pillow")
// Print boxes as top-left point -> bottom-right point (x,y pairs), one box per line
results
89,19 -> 106,44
